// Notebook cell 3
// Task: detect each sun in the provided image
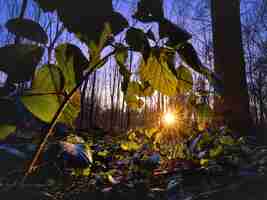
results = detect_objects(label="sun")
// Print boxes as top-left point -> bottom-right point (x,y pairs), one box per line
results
162,111 -> 176,126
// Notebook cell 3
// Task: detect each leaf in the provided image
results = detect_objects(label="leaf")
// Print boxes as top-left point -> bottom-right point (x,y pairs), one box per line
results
115,47 -> 128,65
139,48 -> 178,96
200,158 -> 209,167
87,23 -> 112,71
121,141 -> 141,151
115,47 -> 131,94
21,65 -> 80,126
6,18 -> 48,44
159,19 -> 191,46
196,103 -> 213,120
176,65 -> 193,93
0,44 -> 44,83
177,42 -> 223,93
209,145 -> 223,158
0,124 -> 16,140
127,81 -> 142,96
126,27 -> 150,61
55,43 -> 88,85
21,65 -> 64,122
177,42 -> 203,73
219,136 -> 235,146
133,0 -> 164,23
196,103 -> 213,130
144,128 -> 158,138
125,94 -> 144,110
140,82 -> 154,97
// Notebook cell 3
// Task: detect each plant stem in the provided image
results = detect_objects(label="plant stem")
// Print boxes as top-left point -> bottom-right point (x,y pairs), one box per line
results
21,49 -> 117,184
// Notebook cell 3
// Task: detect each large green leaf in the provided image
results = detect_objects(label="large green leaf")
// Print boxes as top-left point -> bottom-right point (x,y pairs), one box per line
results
6,18 -> 48,44
139,48 -> 178,96
0,44 -> 44,83
176,65 -> 193,94
21,64 -> 80,126
0,124 -> 16,140
21,65 -> 64,122
55,43 -> 88,86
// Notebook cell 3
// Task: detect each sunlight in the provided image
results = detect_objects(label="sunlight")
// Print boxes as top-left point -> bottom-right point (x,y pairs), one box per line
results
162,111 -> 176,126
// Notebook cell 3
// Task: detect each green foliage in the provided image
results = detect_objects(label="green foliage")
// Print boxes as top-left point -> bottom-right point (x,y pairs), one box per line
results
196,103 -> 213,130
121,141 -> 142,152
0,124 -> 16,140
0,44 -> 44,83
55,43 -> 89,83
21,64 -> 80,126
176,65 -> 193,93
115,46 -> 131,93
35,0 -> 128,43
124,94 -> 144,110
6,18 -> 48,44
139,48 -> 178,96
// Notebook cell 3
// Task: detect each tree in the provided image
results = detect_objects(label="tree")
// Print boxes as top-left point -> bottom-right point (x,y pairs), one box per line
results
210,0 -> 253,134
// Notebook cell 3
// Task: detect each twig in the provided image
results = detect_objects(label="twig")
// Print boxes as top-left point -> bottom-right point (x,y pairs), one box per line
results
21,49 -> 117,184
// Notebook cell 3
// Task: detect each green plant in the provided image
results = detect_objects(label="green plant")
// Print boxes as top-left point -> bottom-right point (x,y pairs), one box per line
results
0,0 -> 223,183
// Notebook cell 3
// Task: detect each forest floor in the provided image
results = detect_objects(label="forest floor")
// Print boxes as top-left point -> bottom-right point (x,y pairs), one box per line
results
0,127 -> 267,200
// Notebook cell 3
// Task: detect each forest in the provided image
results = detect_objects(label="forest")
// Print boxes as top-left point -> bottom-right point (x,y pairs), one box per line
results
0,0 -> 267,199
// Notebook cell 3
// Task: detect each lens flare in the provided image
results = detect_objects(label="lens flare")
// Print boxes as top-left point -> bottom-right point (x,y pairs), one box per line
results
162,112 -> 176,126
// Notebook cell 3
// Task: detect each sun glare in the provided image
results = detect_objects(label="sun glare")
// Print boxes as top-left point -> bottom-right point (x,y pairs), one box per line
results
162,112 -> 176,126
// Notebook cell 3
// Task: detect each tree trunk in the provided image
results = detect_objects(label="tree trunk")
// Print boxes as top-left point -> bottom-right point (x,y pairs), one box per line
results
211,0 -> 253,134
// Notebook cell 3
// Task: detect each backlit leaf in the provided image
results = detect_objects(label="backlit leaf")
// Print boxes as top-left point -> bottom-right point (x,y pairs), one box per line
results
139,48 -> 178,96
121,141 -> 141,151
55,43 -> 89,83
21,64 -> 64,123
